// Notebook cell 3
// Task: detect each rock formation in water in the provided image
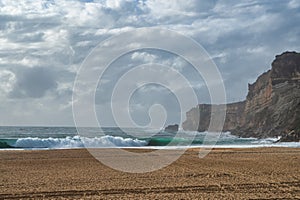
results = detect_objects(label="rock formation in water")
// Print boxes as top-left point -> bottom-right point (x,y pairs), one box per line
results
275,130 -> 300,143
182,51 -> 300,139
164,124 -> 179,133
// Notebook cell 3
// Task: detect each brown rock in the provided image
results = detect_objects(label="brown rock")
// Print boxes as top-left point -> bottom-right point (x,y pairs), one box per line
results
182,51 -> 300,139
182,102 -> 245,132
275,130 -> 300,142
164,124 -> 179,133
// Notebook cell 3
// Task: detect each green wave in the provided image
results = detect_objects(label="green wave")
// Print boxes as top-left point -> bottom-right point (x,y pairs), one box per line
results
0,139 -> 15,148
146,137 -> 200,146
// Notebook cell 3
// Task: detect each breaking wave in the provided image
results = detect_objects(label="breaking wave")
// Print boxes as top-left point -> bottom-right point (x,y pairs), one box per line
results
0,136 -> 148,149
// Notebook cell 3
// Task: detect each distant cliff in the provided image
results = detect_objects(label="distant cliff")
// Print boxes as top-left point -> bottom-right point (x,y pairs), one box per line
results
182,102 -> 245,132
182,51 -> 300,138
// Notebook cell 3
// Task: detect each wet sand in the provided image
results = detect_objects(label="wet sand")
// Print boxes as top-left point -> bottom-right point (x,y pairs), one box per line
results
0,148 -> 300,199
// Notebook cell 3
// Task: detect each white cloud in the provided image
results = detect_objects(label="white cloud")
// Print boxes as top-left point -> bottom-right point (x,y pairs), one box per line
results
105,0 -> 123,10
288,0 -> 300,9
145,0 -> 216,20
0,70 -> 16,94
131,51 -> 158,63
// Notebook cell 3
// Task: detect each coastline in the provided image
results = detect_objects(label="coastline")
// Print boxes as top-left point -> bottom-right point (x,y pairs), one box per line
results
1,148 -> 299,199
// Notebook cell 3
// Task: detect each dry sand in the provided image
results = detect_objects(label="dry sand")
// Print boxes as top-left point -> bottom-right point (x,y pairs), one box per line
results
0,148 -> 300,199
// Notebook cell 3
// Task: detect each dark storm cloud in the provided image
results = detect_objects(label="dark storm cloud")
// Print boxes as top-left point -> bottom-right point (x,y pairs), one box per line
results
9,67 -> 57,98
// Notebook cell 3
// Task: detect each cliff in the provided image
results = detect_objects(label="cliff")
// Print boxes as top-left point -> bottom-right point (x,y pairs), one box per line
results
182,51 -> 300,138
182,102 -> 245,132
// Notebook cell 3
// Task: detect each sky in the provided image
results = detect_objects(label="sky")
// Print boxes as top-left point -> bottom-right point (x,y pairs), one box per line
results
0,0 -> 299,126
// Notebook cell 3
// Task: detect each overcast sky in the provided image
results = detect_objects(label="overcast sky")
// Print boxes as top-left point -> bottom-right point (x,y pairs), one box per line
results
0,0 -> 299,126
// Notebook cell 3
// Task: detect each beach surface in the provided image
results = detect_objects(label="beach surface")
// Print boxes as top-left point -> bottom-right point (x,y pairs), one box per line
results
0,148 -> 299,199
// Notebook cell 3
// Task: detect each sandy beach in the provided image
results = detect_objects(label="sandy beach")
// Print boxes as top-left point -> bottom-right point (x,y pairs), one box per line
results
0,148 -> 299,199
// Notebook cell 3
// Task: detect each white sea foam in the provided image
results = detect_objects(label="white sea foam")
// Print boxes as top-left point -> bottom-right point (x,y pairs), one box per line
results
13,135 -> 148,149
250,137 -> 280,144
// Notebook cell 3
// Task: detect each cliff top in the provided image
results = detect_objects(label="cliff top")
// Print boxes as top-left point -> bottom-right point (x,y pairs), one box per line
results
247,51 -> 300,99
271,51 -> 300,79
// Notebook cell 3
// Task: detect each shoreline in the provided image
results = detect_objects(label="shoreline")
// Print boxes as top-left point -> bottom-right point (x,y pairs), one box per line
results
1,143 -> 300,151
1,147 -> 300,199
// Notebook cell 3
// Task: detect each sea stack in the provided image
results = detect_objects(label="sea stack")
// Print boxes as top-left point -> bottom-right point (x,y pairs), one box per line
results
164,124 -> 179,133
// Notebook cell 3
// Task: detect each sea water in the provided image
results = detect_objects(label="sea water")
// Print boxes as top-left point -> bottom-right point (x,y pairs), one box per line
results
0,126 -> 299,150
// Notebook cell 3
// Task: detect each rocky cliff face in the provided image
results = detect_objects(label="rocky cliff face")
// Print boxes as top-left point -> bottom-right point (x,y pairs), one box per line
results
182,102 -> 245,132
182,51 -> 300,138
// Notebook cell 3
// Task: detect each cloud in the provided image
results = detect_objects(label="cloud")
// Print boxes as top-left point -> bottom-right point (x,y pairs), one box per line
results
0,0 -> 299,125
288,0 -> 300,9
9,67 -> 57,98
145,0 -> 217,21
0,69 -> 16,94
131,51 -> 158,63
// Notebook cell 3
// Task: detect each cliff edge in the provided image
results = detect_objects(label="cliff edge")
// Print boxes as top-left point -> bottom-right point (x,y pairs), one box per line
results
182,51 -> 300,138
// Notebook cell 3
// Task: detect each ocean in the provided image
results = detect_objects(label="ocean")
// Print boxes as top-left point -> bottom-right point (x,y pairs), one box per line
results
0,126 -> 299,150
